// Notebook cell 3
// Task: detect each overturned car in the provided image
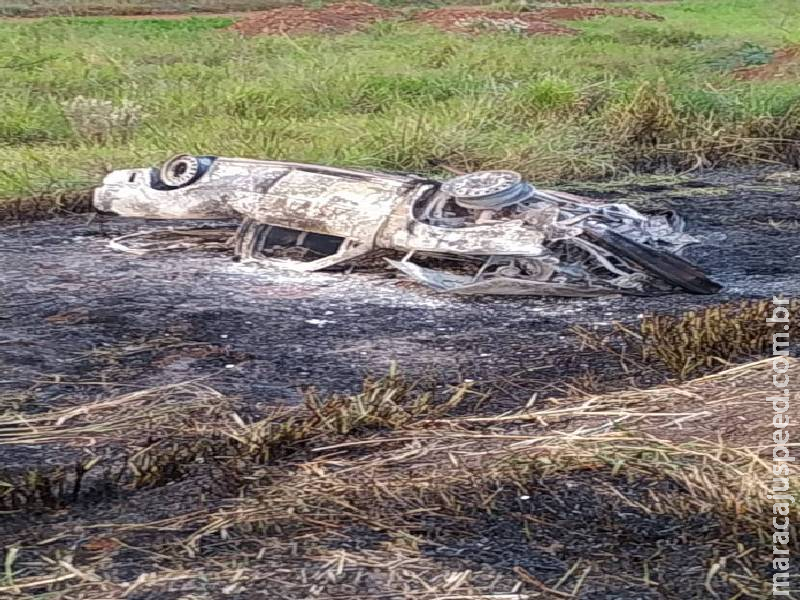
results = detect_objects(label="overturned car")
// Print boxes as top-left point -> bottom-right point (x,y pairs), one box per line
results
94,154 -> 721,296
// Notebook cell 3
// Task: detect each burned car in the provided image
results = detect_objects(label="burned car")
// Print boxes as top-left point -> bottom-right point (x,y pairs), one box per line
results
94,154 -> 721,296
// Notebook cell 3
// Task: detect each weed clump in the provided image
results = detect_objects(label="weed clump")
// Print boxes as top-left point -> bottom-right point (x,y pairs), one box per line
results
62,96 -> 144,144
577,298 -> 800,378
226,370 -> 470,463
637,298 -> 800,377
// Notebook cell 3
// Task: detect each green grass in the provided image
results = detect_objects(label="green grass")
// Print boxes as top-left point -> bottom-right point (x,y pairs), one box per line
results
0,0 -> 293,17
1,0 -> 799,201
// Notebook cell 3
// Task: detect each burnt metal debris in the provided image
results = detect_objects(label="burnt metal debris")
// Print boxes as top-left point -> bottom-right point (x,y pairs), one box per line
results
94,155 -> 721,296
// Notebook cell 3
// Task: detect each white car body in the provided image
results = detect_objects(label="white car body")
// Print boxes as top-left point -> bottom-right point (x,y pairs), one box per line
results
94,155 -> 720,296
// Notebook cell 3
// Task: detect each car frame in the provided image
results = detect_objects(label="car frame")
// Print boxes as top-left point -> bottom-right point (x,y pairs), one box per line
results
94,154 -> 721,296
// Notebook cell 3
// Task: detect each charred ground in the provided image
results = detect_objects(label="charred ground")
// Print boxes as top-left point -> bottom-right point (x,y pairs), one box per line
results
2,173 -> 800,597
2,170 -> 798,409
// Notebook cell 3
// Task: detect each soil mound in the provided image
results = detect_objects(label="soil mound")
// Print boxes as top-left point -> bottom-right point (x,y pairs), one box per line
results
414,7 -> 576,36
231,3 -> 663,37
231,1 -> 397,36
734,46 -> 800,81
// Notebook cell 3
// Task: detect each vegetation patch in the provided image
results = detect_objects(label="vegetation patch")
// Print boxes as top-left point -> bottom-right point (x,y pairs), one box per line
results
576,298 -> 800,378
735,45 -> 800,81
0,0 -> 290,17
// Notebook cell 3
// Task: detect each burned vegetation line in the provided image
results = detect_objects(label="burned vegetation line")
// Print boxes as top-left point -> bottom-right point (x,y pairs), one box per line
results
0,373 -> 472,512
1,360 -> 795,598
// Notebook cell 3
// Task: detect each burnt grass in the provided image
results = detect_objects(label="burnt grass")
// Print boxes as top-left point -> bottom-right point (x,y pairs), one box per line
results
1,169 -> 800,598
415,472 -> 745,600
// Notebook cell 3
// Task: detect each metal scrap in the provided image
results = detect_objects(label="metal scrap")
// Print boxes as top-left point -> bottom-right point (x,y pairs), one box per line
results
94,155 -> 721,296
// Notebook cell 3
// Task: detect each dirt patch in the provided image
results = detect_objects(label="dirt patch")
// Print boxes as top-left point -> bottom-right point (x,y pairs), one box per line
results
734,45 -> 800,81
415,5 -> 662,37
414,7 -> 576,36
230,1 -> 397,36
413,5 -> 662,37
230,3 -> 663,38
535,6 -> 663,21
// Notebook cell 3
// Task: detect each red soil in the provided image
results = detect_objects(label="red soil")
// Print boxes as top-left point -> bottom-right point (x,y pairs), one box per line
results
733,46 -> 800,81
231,3 -> 663,37
230,1 -> 397,36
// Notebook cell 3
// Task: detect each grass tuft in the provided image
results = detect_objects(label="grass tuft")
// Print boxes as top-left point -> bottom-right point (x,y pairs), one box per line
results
577,298 -> 800,379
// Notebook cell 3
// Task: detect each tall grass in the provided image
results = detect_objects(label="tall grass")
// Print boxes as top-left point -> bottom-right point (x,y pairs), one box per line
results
1,0 -> 799,201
